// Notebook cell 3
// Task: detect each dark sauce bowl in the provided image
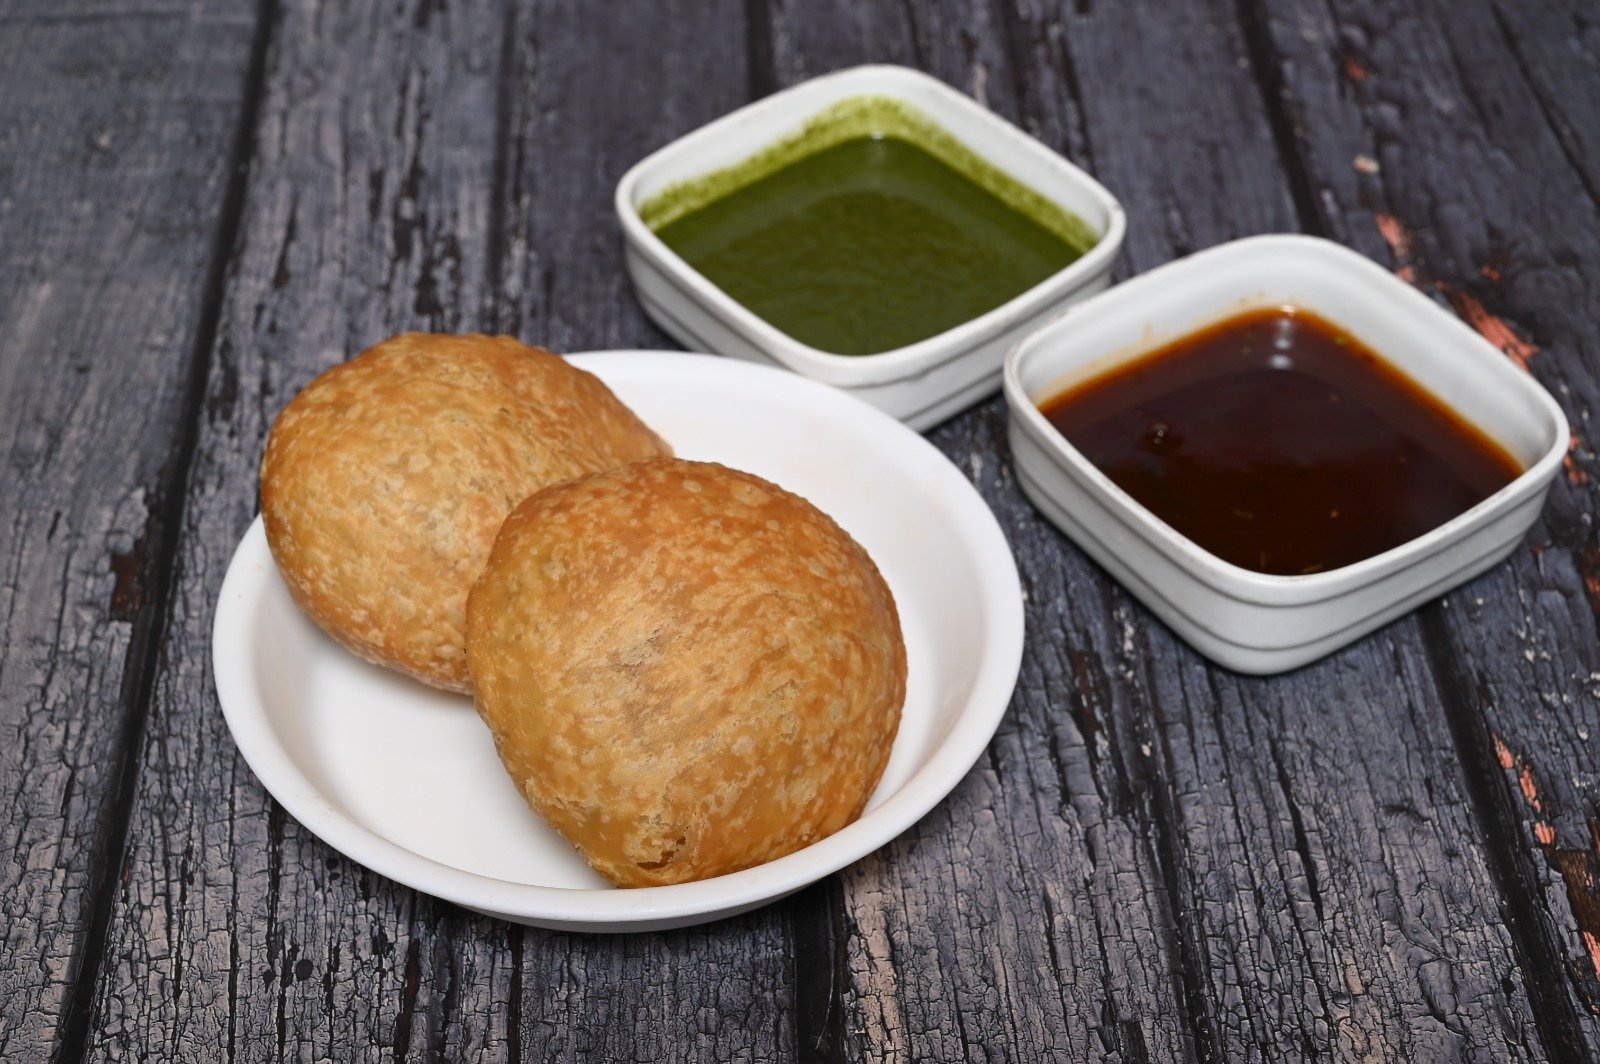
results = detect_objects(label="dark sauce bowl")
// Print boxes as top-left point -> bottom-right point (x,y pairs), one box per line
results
1002,235 -> 1569,675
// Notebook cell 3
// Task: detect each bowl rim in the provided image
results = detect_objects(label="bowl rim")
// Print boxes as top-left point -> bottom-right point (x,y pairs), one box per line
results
212,350 -> 1026,928
1002,233 -> 1570,606
614,63 -> 1127,388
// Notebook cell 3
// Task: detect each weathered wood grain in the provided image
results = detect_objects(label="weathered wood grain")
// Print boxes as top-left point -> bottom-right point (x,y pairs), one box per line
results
0,1 -> 263,1057
1001,1 -> 1562,1056
82,0 -> 519,1058
494,0 -> 751,348
1004,2 -> 1593,1056
84,0 -> 795,1060
757,0 -> 1559,1058
1246,0 -> 1600,1055
760,5 -> 1195,1062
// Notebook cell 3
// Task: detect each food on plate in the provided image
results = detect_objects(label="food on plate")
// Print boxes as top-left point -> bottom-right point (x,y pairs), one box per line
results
260,332 -> 670,693
466,458 -> 906,886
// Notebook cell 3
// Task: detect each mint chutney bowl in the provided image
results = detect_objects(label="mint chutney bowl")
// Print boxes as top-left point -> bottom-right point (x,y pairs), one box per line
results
615,65 -> 1126,431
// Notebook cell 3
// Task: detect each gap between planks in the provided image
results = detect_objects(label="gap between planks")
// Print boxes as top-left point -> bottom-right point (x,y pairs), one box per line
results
49,1 -> 282,1060
1233,0 -> 1597,1058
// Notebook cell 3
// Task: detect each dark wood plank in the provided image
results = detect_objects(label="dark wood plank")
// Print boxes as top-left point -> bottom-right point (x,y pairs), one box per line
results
86,0 -> 795,1060
998,1 -> 1569,1057
495,3 -> 800,1061
82,0 -> 520,1057
760,0 -> 1557,1057
0,0 -> 264,1056
1480,0 -> 1600,212
758,5 -> 1196,1061
1244,0 -> 1600,1055
494,0 -> 745,349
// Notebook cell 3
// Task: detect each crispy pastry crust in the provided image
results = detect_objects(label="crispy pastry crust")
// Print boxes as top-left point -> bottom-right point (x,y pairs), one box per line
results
260,333 -> 669,693
466,458 -> 906,887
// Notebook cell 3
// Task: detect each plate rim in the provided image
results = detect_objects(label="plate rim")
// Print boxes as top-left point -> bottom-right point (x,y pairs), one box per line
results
212,350 -> 1025,929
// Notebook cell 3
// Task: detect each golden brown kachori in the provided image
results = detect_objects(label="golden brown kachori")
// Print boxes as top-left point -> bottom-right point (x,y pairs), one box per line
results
466,458 -> 906,887
261,333 -> 669,693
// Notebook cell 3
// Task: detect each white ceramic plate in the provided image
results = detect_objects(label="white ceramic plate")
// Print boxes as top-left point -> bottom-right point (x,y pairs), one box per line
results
213,351 -> 1024,931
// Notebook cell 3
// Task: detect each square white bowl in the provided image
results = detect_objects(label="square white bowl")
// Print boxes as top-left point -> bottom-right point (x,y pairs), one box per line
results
616,64 -> 1126,431
1003,234 -> 1569,674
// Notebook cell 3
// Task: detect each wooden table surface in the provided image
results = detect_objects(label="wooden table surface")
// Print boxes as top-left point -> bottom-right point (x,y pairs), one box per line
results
4,0 -> 1598,1059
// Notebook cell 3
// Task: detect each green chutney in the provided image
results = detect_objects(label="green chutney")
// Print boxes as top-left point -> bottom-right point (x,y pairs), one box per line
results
641,97 -> 1097,356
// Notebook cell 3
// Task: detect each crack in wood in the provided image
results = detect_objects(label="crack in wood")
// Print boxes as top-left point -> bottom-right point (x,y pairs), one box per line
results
1492,733 -> 1600,1015
1420,612 -> 1596,1062
482,0 -> 520,334
49,1 -> 282,1060
791,878 -> 849,1064
1235,0 -> 1328,236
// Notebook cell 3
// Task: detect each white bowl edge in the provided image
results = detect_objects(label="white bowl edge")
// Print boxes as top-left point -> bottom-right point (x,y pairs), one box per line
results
614,64 -> 1127,390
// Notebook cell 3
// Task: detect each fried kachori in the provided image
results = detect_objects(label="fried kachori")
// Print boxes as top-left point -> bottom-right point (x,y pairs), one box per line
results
260,333 -> 670,693
466,458 -> 906,887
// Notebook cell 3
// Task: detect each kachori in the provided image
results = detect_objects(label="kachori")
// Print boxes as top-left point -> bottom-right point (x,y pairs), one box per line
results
466,458 -> 906,887
261,332 -> 669,693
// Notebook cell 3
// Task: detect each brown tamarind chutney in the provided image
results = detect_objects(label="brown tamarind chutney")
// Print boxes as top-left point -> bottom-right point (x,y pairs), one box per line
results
1037,306 -> 1522,576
